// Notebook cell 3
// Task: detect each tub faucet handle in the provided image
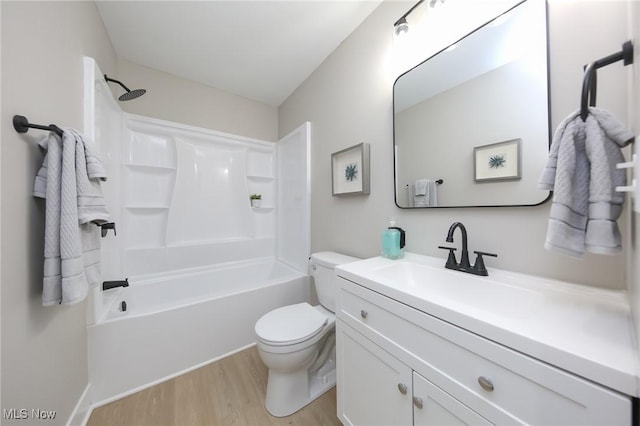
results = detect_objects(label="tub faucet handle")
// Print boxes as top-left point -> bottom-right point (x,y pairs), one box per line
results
99,222 -> 116,238
103,278 -> 129,291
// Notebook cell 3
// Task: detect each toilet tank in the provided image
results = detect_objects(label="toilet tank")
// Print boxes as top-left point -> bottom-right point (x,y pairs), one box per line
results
310,251 -> 360,313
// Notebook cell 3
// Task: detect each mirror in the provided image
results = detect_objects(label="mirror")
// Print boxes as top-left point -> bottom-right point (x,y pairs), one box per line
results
393,0 -> 550,208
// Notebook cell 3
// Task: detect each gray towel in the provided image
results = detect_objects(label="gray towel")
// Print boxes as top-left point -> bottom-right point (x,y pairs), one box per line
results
538,107 -> 633,257
34,129 -> 109,306
412,179 -> 438,207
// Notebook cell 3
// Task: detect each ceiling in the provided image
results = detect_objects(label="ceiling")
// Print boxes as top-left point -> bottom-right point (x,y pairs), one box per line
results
96,1 -> 383,107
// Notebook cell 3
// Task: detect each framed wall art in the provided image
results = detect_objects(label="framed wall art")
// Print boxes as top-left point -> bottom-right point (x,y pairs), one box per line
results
474,138 -> 521,182
331,143 -> 370,196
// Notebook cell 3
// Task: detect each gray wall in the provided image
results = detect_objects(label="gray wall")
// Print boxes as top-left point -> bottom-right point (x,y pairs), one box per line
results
115,59 -> 278,142
279,0 -> 632,289
1,2 -> 117,424
1,3 -> 281,422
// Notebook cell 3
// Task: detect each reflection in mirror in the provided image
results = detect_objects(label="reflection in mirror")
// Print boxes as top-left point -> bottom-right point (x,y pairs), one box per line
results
393,0 -> 550,208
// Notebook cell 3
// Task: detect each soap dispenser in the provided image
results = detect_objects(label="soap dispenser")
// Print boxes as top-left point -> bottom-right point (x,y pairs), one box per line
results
382,218 -> 406,260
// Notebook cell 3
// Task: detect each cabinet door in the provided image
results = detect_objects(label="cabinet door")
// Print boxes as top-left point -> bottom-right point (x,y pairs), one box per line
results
337,321 -> 413,426
413,372 -> 491,426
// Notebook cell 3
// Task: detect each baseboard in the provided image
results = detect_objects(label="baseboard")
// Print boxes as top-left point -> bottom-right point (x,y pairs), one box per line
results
90,342 -> 256,409
66,384 -> 92,426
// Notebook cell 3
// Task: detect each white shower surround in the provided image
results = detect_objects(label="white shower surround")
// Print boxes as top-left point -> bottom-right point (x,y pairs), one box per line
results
84,57 -> 312,405
120,113 -> 279,277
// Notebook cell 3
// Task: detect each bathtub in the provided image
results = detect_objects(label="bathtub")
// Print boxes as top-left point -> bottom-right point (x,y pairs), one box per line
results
88,257 -> 310,405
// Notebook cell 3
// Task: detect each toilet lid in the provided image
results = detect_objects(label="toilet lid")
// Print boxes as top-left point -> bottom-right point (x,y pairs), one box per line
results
255,302 -> 328,345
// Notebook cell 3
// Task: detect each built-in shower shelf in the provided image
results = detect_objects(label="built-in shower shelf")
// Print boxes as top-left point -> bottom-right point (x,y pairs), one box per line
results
125,163 -> 177,171
247,175 -> 275,181
125,205 -> 170,210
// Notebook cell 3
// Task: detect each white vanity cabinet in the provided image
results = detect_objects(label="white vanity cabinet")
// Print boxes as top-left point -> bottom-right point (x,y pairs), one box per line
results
413,371 -> 492,426
337,321 -> 413,426
336,275 -> 633,426
337,320 -> 489,426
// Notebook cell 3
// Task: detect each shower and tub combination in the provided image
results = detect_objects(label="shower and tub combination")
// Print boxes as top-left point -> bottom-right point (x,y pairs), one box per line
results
83,57 -> 312,404
90,258 -> 310,403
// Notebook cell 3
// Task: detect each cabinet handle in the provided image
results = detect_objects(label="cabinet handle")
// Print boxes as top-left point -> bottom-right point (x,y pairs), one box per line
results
478,376 -> 494,392
397,383 -> 407,395
360,309 -> 368,319
412,396 -> 423,409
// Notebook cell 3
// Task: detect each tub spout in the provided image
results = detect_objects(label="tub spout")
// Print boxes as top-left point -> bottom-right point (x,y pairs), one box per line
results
103,279 -> 129,291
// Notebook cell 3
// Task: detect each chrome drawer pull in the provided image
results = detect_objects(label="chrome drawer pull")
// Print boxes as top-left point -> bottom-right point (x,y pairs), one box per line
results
478,376 -> 494,392
397,383 -> 408,395
412,396 -> 423,409
360,309 -> 368,319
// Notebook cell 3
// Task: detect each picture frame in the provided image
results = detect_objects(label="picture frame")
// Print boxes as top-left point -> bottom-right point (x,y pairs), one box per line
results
473,138 -> 522,182
331,142 -> 370,196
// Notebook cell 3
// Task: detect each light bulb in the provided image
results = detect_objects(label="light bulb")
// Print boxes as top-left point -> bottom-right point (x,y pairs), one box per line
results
394,18 -> 409,37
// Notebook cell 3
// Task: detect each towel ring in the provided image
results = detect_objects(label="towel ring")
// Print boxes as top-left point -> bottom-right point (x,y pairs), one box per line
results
580,64 -> 597,121
579,40 -> 634,122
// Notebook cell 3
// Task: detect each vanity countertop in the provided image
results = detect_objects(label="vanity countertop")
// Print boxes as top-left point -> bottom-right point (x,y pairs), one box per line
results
336,252 -> 639,397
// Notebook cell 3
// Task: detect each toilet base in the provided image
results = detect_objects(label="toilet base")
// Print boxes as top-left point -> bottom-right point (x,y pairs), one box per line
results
265,362 -> 336,417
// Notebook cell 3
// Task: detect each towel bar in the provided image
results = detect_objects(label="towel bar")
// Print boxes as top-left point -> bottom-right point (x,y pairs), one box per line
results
406,179 -> 443,186
13,115 -> 63,137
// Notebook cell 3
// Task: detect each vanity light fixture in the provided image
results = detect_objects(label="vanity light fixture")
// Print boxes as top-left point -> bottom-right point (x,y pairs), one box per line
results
393,0 -> 423,36
393,0 -> 445,36
394,17 -> 409,36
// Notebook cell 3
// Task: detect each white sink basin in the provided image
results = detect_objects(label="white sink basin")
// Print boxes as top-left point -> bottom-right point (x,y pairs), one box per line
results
370,260 -> 543,318
338,252 -> 632,325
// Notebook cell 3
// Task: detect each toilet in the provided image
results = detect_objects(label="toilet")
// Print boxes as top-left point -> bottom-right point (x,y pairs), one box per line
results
255,251 -> 360,417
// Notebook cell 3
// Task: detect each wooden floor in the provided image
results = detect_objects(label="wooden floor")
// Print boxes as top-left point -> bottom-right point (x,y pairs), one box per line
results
87,346 -> 342,426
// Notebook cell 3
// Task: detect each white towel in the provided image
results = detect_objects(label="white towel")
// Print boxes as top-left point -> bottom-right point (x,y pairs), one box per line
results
406,184 -> 415,207
412,179 -> 438,207
34,129 -> 109,306
538,107 -> 633,257
414,179 -> 428,196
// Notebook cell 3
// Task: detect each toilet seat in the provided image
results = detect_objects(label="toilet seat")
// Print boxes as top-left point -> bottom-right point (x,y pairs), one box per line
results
255,303 -> 328,346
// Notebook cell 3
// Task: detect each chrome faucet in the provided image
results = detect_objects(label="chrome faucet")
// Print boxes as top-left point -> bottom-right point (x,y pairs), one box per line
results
438,222 -> 497,276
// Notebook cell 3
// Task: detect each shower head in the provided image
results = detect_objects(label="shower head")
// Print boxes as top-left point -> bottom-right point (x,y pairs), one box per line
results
118,88 -> 147,101
104,75 -> 146,101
